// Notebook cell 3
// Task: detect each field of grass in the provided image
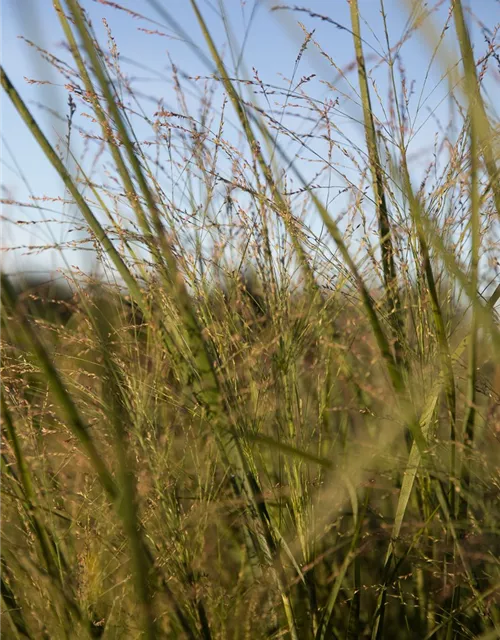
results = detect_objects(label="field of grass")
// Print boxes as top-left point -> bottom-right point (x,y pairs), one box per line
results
1,1 -> 500,638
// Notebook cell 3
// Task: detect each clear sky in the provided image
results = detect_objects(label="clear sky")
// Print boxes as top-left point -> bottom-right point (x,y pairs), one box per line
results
1,0 -> 499,279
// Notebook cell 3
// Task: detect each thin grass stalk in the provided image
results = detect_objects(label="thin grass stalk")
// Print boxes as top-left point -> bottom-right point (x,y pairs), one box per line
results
488,284 -> 500,310
56,0 -> 199,383
1,392 -> 36,505
453,50 -> 482,639
53,1 -> 157,247
196,13 -> 280,306
423,582 -> 500,640
54,0 -> 191,326
315,492 -> 368,640
188,0 -> 319,302
456,11 -> 482,472
431,481 -> 484,613
417,212 -> 500,356
64,156 -> 153,290
349,0 -> 406,369
452,0 -> 500,220
400,153 -> 458,499
0,68 -> 153,333
346,554 -> 361,640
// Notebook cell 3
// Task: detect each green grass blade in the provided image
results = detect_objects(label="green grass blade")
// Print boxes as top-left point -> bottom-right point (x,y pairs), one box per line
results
349,0 -> 406,369
452,0 -> 500,220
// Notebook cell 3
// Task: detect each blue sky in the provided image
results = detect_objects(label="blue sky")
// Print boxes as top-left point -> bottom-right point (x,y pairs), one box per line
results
1,0 -> 498,278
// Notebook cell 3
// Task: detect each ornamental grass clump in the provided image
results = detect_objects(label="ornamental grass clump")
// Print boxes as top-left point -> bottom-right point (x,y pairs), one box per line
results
1,1 -> 499,638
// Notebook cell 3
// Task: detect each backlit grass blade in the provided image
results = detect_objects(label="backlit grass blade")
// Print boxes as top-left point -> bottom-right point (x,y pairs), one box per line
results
452,0 -> 500,220
454,20 -> 482,626
349,0 -> 406,369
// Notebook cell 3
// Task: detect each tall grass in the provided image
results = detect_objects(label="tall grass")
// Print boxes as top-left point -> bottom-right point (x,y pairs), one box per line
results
1,1 -> 499,638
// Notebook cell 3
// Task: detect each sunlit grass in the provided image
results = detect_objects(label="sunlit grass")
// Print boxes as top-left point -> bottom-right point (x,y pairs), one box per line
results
1,1 -> 499,638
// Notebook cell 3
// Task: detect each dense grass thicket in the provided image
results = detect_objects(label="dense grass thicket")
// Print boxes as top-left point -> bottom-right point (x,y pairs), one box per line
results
1,1 -> 500,638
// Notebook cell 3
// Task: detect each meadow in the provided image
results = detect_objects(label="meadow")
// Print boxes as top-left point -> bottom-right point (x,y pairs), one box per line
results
1,1 -> 500,638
